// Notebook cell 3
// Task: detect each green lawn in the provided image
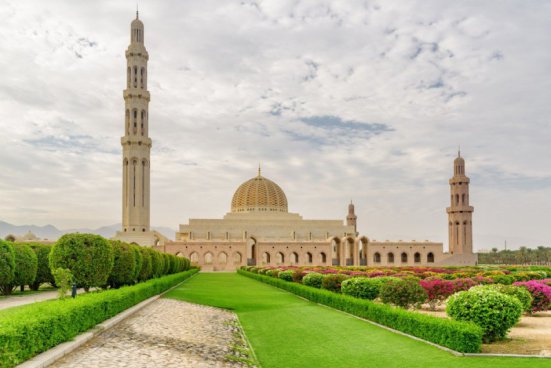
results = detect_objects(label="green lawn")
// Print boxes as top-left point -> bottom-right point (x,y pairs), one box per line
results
165,273 -> 549,368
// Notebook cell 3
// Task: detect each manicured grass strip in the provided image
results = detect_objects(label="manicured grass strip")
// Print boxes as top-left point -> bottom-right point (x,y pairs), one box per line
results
166,272 -> 550,368
0,269 -> 198,368
239,270 -> 482,353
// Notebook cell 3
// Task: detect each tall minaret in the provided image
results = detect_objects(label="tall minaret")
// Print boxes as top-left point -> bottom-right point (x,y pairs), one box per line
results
446,151 -> 474,254
347,201 -> 358,236
121,11 -> 151,235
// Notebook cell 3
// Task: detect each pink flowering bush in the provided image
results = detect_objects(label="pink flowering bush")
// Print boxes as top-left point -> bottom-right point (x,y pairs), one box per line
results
450,278 -> 477,293
513,281 -> 551,313
419,279 -> 455,310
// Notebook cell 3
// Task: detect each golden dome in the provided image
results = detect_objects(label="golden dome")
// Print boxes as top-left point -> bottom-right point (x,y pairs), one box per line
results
231,169 -> 288,213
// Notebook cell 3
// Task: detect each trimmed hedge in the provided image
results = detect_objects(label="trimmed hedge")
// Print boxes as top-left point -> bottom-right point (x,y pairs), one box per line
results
108,241 -> 137,288
238,269 -> 483,353
0,244 -> 37,295
0,268 -> 198,368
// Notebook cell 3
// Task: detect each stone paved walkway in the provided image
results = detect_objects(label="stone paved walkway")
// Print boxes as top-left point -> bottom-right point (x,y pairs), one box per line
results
0,288 -> 90,311
50,298 -> 256,368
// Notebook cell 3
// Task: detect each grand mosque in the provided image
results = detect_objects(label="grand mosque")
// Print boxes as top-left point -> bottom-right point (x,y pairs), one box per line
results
114,13 -> 478,270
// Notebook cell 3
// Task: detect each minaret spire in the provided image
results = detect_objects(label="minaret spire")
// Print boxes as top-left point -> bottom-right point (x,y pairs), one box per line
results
447,151 -> 474,255
115,12 -> 154,245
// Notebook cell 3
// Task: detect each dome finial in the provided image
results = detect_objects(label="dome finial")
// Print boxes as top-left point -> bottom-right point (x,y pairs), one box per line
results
258,163 -> 261,177
136,3 -> 139,19
458,145 -> 461,158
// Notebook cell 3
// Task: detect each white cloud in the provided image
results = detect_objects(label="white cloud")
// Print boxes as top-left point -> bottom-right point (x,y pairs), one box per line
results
0,0 -> 549,250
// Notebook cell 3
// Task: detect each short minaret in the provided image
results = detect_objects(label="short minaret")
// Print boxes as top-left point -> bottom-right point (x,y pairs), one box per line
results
115,12 -> 158,246
446,151 -> 474,254
347,201 -> 358,235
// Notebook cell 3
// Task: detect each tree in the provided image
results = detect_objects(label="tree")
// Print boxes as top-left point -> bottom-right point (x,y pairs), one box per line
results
138,247 -> 152,281
49,233 -> 114,290
0,240 -> 15,289
0,243 -> 37,295
28,243 -> 54,290
107,241 -> 136,288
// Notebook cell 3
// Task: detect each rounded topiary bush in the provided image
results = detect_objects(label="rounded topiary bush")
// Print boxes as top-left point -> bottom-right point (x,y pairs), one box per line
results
321,274 -> 349,293
49,233 -> 114,290
341,277 -> 384,300
0,240 -> 16,288
108,241 -> 136,288
278,270 -> 294,282
1,243 -> 38,294
472,284 -> 533,313
447,288 -> 523,342
138,247 -> 153,281
489,274 -> 515,285
302,272 -> 324,288
1,243 -> 37,294
28,243 -> 54,290
380,279 -> 427,309
148,248 -> 163,278
266,269 -> 280,278
131,245 -> 143,282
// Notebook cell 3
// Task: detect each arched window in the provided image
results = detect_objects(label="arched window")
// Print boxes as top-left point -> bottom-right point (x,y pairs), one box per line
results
374,252 -> 381,263
133,109 -> 137,134
204,252 -> 213,265
218,252 -> 227,264
414,252 -> 421,263
455,194 -> 459,205
262,252 -> 271,264
276,252 -> 284,264
125,109 -> 130,135
140,67 -> 144,88
233,252 -> 242,264
127,67 -> 131,88
320,252 -> 327,264
141,160 -> 146,206
190,252 -> 199,263
290,252 -> 298,264
132,160 -> 137,206
306,252 -> 313,264
387,252 -> 395,263
141,110 -> 145,136
427,252 -> 435,263
401,252 -> 408,263
462,193 -> 465,204
133,66 -> 138,88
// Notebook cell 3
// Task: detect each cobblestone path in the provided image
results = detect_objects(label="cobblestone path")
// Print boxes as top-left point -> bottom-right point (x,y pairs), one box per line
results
51,299 -> 256,368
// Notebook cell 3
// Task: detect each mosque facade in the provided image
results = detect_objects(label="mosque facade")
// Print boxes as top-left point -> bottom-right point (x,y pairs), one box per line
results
114,14 -> 477,270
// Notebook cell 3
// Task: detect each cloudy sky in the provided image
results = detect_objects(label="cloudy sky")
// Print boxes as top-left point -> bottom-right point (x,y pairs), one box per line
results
0,0 -> 549,250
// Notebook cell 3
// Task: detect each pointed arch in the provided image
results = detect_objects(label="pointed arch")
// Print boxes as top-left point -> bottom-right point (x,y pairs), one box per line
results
373,252 -> 381,263
427,252 -> 435,263
290,252 -> 299,264
218,252 -> 228,264
204,252 -> 213,265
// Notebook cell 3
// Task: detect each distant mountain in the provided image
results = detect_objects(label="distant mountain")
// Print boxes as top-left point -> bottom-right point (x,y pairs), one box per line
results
0,221 -> 175,241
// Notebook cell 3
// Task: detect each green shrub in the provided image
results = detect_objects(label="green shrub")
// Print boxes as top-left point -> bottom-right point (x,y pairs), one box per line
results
108,241 -> 137,288
489,274 -> 515,285
380,279 -> 427,309
49,234 -> 114,290
278,270 -> 294,282
28,243 -> 54,290
162,253 -> 171,275
302,272 -> 324,288
342,277 -> 385,300
266,269 -> 280,278
447,288 -> 523,342
0,241 -> 15,287
131,245 -> 143,282
239,270 -> 482,353
138,247 -> 153,281
0,269 -> 198,367
1,244 -> 37,295
292,269 -> 306,283
52,268 -> 73,300
472,284 -> 533,313
148,248 -> 164,278
321,274 -> 349,293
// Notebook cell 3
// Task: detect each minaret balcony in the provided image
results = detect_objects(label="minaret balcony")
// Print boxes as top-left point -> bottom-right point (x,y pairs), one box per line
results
123,89 -> 150,101
446,205 -> 474,213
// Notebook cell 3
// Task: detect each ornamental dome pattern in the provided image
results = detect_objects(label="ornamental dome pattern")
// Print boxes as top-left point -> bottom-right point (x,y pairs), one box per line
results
231,170 -> 288,213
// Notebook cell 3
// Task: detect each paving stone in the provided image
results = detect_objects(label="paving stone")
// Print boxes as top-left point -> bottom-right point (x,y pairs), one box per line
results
50,299 -> 256,368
